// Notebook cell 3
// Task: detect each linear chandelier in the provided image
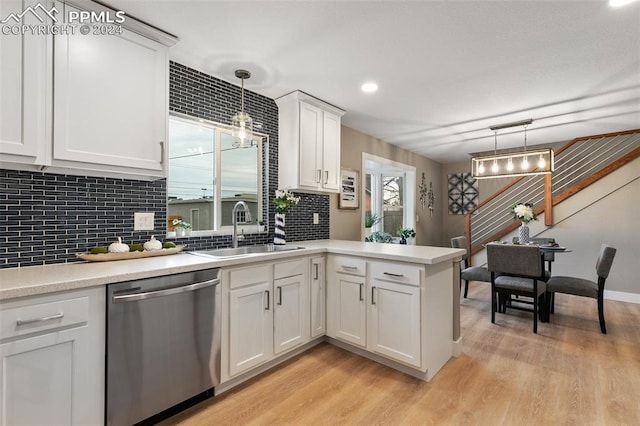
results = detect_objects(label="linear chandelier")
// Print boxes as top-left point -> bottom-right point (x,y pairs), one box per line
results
471,119 -> 554,179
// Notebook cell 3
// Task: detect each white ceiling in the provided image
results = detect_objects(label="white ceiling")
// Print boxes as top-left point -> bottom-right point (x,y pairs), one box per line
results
104,0 -> 640,164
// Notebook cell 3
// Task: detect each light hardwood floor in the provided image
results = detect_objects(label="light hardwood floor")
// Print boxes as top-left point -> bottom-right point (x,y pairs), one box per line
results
161,283 -> 640,425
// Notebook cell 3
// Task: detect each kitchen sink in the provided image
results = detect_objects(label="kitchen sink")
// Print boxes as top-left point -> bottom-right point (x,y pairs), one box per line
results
188,244 -> 305,258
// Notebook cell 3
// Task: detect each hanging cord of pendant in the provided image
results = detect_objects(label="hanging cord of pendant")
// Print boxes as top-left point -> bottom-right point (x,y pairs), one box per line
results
493,130 -> 498,155
241,76 -> 245,114
523,124 -> 528,154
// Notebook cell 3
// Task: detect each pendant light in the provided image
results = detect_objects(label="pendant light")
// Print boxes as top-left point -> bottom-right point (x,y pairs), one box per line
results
471,118 -> 554,179
231,69 -> 254,148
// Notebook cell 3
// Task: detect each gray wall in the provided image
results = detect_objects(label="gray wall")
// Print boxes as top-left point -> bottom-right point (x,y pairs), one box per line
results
330,126 -> 443,246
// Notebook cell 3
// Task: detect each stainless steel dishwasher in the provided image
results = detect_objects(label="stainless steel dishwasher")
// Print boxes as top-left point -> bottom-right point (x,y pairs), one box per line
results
106,268 -> 221,426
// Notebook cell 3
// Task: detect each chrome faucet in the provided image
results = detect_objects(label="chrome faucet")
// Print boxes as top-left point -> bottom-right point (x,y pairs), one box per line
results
232,201 -> 252,248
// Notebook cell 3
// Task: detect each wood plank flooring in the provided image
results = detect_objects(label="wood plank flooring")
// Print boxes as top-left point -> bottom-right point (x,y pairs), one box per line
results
160,283 -> 640,425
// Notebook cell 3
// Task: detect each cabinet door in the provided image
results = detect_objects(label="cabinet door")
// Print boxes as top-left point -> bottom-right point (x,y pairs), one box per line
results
333,272 -> 367,347
1,330 -> 77,425
321,111 -> 341,191
298,101 -> 322,189
369,280 -> 421,368
0,0 -> 49,163
310,257 -> 326,338
274,274 -> 308,354
53,2 -> 167,176
229,282 -> 273,376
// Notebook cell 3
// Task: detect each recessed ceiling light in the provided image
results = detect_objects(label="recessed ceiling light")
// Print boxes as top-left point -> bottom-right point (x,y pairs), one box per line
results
609,0 -> 637,7
361,82 -> 378,93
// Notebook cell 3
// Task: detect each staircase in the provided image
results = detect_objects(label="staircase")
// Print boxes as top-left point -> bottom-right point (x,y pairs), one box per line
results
465,129 -> 640,260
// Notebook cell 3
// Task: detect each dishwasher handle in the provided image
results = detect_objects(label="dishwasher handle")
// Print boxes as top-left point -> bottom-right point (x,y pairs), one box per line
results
112,278 -> 220,303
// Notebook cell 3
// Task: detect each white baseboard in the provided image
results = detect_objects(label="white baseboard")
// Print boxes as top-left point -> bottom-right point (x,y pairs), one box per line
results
452,337 -> 464,357
604,290 -> 640,304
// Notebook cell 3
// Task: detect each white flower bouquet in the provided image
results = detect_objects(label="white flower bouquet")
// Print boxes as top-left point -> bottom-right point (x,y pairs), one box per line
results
274,189 -> 300,214
510,202 -> 538,224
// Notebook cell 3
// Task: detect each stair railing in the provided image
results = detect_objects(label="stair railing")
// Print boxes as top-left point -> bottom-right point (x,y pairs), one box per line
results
465,129 -> 640,259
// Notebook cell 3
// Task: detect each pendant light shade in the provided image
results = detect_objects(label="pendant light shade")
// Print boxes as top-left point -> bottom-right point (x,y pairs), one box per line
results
231,69 -> 254,148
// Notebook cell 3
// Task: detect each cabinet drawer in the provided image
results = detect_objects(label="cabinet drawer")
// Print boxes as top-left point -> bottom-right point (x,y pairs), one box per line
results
331,256 -> 367,277
1,296 -> 89,340
229,265 -> 271,290
274,258 -> 306,280
370,261 -> 422,286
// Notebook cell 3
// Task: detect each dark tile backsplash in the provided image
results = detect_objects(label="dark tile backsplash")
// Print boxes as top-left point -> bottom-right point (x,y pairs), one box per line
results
0,61 -> 329,268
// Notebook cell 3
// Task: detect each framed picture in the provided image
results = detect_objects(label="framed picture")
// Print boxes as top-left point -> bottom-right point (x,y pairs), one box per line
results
339,169 -> 359,209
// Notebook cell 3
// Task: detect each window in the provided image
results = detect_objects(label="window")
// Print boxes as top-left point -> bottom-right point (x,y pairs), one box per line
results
167,115 -> 263,233
364,154 -> 415,240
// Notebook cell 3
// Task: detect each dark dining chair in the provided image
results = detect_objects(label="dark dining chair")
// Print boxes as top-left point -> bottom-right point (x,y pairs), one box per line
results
512,236 -> 557,272
487,243 -> 548,333
545,244 -> 617,334
512,236 -> 558,311
451,236 -> 491,298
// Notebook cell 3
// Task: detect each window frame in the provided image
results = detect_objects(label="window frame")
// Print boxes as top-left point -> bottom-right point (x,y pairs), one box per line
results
362,153 -> 416,241
167,113 -> 266,237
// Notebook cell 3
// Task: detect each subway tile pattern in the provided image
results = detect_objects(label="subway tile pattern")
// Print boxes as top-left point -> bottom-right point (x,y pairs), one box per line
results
0,170 -> 167,268
169,61 -> 329,244
0,62 -> 329,268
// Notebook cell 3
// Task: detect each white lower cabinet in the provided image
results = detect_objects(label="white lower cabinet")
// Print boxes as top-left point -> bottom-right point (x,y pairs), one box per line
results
310,257 -> 326,338
224,258 -> 309,381
369,278 -> 421,368
274,273 -> 308,355
0,286 -> 105,426
228,270 -> 273,377
333,272 -> 367,348
328,255 -> 423,369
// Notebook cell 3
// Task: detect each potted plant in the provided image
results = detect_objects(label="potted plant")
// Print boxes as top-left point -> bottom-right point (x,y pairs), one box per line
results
397,228 -> 416,245
365,231 -> 394,243
364,211 -> 381,238
257,220 -> 265,232
172,218 -> 191,237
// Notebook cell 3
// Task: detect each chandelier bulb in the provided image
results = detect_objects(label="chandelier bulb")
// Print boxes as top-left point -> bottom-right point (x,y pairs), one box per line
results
506,158 -> 514,171
538,155 -> 546,168
521,156 -> 529,170
478,162 -> 485,174
491,160 -> 499,173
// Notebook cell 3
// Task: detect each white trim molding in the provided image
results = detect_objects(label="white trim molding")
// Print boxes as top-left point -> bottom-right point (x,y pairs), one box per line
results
604,290 -> 640,304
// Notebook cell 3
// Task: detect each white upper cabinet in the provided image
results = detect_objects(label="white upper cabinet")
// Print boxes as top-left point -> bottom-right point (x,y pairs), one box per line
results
0,0 -> 50,165
0,0 -> 177,179
52,1 -> 174,177
276,91 -> 345,193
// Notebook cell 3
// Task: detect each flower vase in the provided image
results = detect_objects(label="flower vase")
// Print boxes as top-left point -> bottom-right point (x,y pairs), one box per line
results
274,213 -> 286,245
518,222 -> 530,244
176,227 -> 185,237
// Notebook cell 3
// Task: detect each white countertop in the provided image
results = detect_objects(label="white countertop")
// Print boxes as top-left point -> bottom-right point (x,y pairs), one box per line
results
0,240 -> 464,300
